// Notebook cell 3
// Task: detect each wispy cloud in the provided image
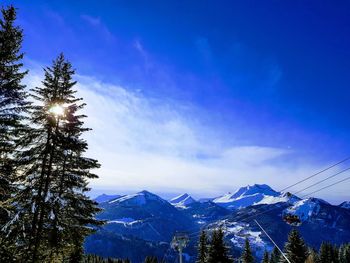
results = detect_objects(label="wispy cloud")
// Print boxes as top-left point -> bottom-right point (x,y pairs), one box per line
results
81,14 -> 101,27
133,39 -> 153,71
81,14 -> 115,42
23,67 -> 349,202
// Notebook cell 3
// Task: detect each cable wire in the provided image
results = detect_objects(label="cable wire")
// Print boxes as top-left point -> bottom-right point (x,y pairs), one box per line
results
301,176 -> 350,198
170,156 -> 350,244
279,156 -> 350,192
293,166 -> 350,195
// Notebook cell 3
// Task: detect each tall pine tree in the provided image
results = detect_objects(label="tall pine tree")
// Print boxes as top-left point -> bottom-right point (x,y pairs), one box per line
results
9,54 -> 102,262
338,243 -> 350,263
319,242 -> 339,263
262,250 -> 269,263
196,230 -> 208,263
0,5 -> 28,261
241,238 -> 254,263
144,256 -> 158,263
280,229 -> 308,263
269,247 -> 280,263
207,228 -> 232,263
305,249 -> 318,263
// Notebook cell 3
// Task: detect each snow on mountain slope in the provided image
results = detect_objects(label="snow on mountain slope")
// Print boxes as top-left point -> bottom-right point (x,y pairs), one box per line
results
225,221 -> 269,258
213,184 -> 281,210
87,186 -> 350,261
170,193 -> 196,208
339,201 -> 350,209
255,192 -> 300,206
96,190 -> 198,243
283,197 -> 329,222
94,194 -> 121,203
108,190 -> 167,206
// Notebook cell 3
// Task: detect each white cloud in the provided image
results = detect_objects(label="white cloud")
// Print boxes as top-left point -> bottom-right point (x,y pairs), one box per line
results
24,70 -> 348,202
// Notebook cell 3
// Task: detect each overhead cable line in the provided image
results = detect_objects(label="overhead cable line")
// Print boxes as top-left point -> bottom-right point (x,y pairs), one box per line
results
300,176 -> 350,198
171,156 -> 350,244
293,166 -> 350,195
279,156 -> 350,192
254,219 -> 291,263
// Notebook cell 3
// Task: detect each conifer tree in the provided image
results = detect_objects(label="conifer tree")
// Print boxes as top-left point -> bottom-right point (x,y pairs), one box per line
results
262,250 -> 269,263
280,229 -> 308,263
144,255 -> 158,263
196,230 -> 208,263
83,255 -> 130,263
207,228 -> 232,263
319,242 -> 339,263
305,249 -> 318,263
269,247 -> 280,263
338,243 -> 350,263
8,54 -> 102,262
0,5 -> 28,260
241,238 -> 254,263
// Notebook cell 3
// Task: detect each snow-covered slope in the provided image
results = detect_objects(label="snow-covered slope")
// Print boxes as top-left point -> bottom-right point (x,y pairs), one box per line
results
96,190 -> 197,242
339,201 -> 350,209
108,190 -> 168,206
87,186 -> 350,262
170,193 -> 196,208
213,184 -> 282,210
283,198 -> 327,221
94,194 -> 121,203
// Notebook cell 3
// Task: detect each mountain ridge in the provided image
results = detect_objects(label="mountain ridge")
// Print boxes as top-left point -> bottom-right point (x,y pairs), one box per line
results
86,184 -> 350,262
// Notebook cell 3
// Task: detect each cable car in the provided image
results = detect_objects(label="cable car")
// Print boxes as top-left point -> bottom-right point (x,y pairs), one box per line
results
283,213 -> 302,226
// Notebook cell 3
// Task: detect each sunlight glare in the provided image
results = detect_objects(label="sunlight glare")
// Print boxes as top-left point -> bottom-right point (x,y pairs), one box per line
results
49,104 -> 65,117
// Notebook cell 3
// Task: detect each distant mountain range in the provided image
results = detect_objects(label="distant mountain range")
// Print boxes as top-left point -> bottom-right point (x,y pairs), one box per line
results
85,184 -> 350,262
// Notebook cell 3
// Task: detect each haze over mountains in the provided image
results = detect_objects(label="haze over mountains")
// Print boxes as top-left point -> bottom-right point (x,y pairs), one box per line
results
85,184 -> 350,262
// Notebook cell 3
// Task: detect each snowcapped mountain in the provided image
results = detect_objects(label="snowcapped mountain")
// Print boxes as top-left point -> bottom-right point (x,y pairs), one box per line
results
86,190 -> 198,262
339,201 -> 350,209
85,185 -> 350,262
182,201 -> 231,224
213,184 -> 286,210
96,190 -> 195,237
107,190 -> 168,206
94,194 -> 121,203
283,197 -> 329,222
170,193 -> 196,208
86,190 -> 198,261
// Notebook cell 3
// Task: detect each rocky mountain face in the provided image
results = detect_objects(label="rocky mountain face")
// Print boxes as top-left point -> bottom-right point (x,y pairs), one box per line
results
86,185 -> 350,262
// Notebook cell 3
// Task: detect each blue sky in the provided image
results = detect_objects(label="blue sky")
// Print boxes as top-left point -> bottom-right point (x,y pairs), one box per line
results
5,0 -> 350,202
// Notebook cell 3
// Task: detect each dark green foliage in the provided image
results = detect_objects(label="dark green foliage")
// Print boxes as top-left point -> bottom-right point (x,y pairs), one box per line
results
0,5 -> 28,260
319,242 -> 339,263
207,228 -> 232,263
281,229 -> 308,263
83,254 -> 130,263
262,250 -> 269,263
241,238 -> 254,263
196,230 -> 208,263
4,54 -> 103,261
338,243 -> 350,263
305,249 -> 318,263
269,247 -> 280,263
144,255 -> 159,263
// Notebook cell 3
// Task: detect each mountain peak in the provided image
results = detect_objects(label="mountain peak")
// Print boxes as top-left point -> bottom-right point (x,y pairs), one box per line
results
107,190 -> 166,205
170,193 -> 196,208
94,194 -> 121,204
339,201 -> 350,209
138,190 -> 154,196
213,184 -> 281,210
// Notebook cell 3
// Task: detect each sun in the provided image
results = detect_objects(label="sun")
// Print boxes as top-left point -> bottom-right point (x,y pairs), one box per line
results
48,104 -> 65,116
